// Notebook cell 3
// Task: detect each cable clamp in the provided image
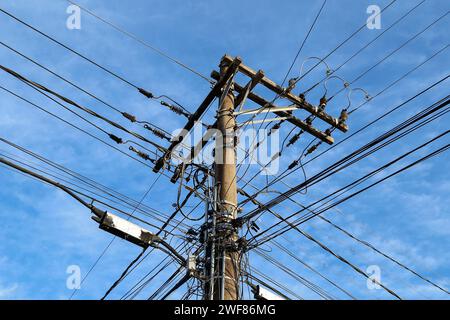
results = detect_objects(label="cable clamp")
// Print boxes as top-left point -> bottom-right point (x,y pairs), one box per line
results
122,112 -> 136,122
138,87 -> 154,99
288,160 -> 299,170
108,134 -> 123,144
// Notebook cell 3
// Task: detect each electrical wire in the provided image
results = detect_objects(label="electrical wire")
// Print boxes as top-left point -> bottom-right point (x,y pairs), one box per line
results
282,0 -> 327,84
241,70 -> 450,206
255,136 -> 450,246
64,0 -> 213,84
0,40 -> 172,138
302,0 -> 426,94
329,11 -> 449,100
0,84 -> 154,169
292,0 -> 397,84
240,94 -> 450,223
0,64 -> 167,153
221,0 -> 328,203
0,7 -> 189,113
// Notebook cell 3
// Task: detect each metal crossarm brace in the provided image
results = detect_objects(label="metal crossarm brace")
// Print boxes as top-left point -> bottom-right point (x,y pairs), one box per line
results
188,69 -> 264,162
153,56 -> 242,173
236,69 -> 264,112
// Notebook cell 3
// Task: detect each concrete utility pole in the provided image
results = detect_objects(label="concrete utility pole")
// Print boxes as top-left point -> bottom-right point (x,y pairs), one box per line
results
212,57 -> 240,300
152,54 -> 346,300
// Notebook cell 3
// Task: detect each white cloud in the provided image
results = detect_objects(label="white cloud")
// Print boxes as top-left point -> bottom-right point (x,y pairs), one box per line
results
0,282 -> 19,299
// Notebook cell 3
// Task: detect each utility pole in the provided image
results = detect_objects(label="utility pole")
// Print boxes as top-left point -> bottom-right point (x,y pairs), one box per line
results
211,57 -> 240,300
152,54 -> 347,300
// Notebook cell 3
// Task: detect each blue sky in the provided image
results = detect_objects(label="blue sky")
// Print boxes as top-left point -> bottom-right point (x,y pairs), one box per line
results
0,0 -> 449,300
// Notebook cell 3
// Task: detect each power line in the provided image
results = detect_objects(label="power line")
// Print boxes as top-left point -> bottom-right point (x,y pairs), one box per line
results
99,179 -> 205,298
270,45 -> 449,192
0,137 -> 190,230
243,129 -> 450,295
107,201 -> 205,299
0,7 -> 138,89
282,0 -> 327,84
329,10 -> 449,100
64,0 -> 213,84
272,225 -> 402,299
231,0 -> 400,191
248,267 -> 304,300
242,70 -> 449,205
254,249 -> 335,300
303,0 -> 426,94
0,84 -> 153,169
348,44 -> 449,114
293,0 -> 397,84
2,1 -> 448,301
0,40 -> 171,138
244,188 -> 402,299
2,159 -> 188,298
239,189 -> 357,299
0,151 -> 173,231
244,273 -> 291,300
240,94 -> 450,223
318,215 -> 450,295
255,132 -> 450,246
271,43 -> 449,195
234,7 -> 442,195
148,266 -> 185,300
220,0 -> 328,203
0,6 -> 188,108
0,156 -> 93,210
0,64 -> 167,153
100,249 -> 147,300
0,84 -> 195,206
